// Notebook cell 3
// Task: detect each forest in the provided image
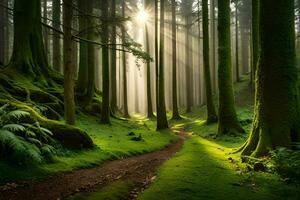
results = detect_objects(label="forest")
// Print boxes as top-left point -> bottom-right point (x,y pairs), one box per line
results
0,0 -> 300,199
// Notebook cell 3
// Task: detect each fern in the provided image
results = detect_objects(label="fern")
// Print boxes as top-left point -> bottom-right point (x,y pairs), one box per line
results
6,110 -> 30,120
2,124 -> 26,132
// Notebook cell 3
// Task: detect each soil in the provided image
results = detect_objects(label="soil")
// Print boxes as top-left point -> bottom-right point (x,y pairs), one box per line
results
0,131 -> 187,200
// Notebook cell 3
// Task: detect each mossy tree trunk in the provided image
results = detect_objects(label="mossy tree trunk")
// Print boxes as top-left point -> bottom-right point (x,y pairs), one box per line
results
202,0 -> 217,124
157,0 -> 168,130
251,0 -> 259,83
9,0 -> 50,80
121,0 -> 129,118
63,0 -> 76,125
110,0 -> 117,114
52,0 -> 62,72
217,0 -> 244,136
100,0 -> 110,124
171,0 -> 181,120
241,0 -> 300,157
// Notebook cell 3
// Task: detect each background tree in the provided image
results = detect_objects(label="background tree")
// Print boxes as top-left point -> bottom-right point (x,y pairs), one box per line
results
171,0 -> 181,120
110,0 -> 117,114
203,0 -> 217,123
63,0 -> 76,125
217,0 -> 244,136
251,0 -> 259,83
241,0 -> 300,157
52,0 -> 62,72
157,0 -> 168,130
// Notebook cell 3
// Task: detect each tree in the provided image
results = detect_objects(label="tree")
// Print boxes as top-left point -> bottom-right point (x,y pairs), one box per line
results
145,0 -> 154,119
9,0 -> 50,80
171,0 -> 181,120
63,0 -> 76,125
52,0 -> 62,72
100,0 -> 110,124
110,0 -> 117,114
155,0 -> 159,115
241,0 -> 300,157
202,0 -> 217,123
251,0 -> 259,83
235,0 -> 240,82
43,0 -> 49,62
157,0 -> 168,130
210,0 -> 217,91
121,0 -> 129,118
0,0 -> 7,65
217,0 -> 244,136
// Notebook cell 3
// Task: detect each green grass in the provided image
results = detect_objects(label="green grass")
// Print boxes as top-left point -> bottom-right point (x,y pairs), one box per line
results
0,114 -> 176,184
138,135 -> 299,200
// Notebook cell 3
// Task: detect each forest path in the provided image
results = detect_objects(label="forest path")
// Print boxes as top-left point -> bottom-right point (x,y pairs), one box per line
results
0,130 -> 188,200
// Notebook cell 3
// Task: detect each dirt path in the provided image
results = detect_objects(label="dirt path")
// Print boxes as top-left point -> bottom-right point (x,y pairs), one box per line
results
0,131 -> 187,200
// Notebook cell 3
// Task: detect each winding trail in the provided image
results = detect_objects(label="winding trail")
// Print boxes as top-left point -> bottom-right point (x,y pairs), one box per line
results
0,131 -> 187,200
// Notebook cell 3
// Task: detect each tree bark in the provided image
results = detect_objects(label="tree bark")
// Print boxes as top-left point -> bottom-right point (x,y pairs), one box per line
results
235,0 -> 240,82
242,0 -> 300,157
110,0 -> 117,114
202,0 -> 217,123
100,0 -> 110,124
171,0 -> 181,120
157,0 -> 168,130
0,0 -> 6,65
217,0 -> 244,136
63,0 -> 76,125
185,15 -> 193,113
251,0 -> 259,83
52,0 -> 62,72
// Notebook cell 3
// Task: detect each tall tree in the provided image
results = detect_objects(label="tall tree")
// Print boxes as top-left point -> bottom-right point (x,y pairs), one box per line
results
145,0 -> 154,118
241,0 -> 300,157
121,0 -> 129,118
100,0 -> 110,124
52,0 -> 62,72
217,0 -> 244,135
251,0 -> 259,83
155,0 -> 159,115
157,0 -> 168,130
77,0 -> 88,94
0,0 -> 7,65
202,0 -> 217,123
171,0 -> 181,120
235,0 -> 240,82
63,0 -> 76,125
110,0 -> 117,114
43,0 -> 49,62
10,0 -> 50,79
210,0 -> 217,91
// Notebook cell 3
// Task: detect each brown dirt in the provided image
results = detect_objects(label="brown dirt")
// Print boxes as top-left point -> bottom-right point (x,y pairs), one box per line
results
0,131 -> 187,200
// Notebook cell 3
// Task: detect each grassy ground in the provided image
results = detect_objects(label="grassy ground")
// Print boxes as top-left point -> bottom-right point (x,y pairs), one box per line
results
0,114 -> 176,184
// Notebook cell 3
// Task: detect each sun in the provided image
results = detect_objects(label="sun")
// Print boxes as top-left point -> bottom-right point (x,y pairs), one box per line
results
136,10 -> 149,23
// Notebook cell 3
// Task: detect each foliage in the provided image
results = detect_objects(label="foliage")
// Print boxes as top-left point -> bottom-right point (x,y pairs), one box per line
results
270,146 -> 300,183
0,103 -> 57,165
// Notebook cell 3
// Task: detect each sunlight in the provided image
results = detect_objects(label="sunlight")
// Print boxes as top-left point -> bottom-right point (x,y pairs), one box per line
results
136,9 -> 149,24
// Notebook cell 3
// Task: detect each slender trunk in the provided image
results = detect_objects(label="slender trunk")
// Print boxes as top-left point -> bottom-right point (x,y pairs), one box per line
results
217,0 -> 244,135
241,28 -> 249,74
43,0 -> 49,62
0,0 -> 6,65
251,0 -> 259,83
210,0 -> 216,92
122,0 -> 129,118
77,0 -> 88,94
155,0 -> 159,115
185,16 -> 192,113
242,0 -> 300,157
110,0 -> 117,114
101,0 -> 110,124
235,0 -> 240,82
203,0 -> 217,123
63,0 -> 76,125
157,0 -> 168,130
52,0 -> 62,72
171,0 -> 181,119
197,0 -> 202,105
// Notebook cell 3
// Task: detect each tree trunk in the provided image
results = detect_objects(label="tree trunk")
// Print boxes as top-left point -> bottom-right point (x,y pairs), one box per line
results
203,0 -> 217,123
63,0 -> 76,125
251,0 -> 259,83
0,0 -> 6,65
217,0 -> 244,136
121,0 -> 129,118
241,0 -> 300,157
100,0 -> 110,124
185,16 -> 193,113
43,0 -> 49,62
241,28 -> 249,74
210,0 -> 216,92
171,0 -> 181,120
110,0 -> 117,114
235,0 -> 240,82
155,0 -> 159,115
52,0 -> 62,72
157,0 -> 168,130
10,0 -> 50,80
77,0 -> 89,94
